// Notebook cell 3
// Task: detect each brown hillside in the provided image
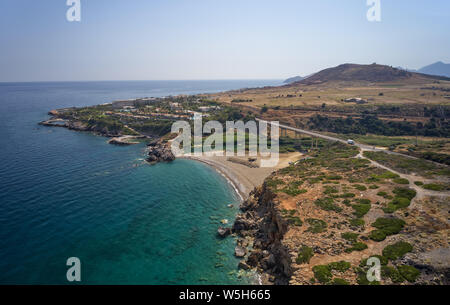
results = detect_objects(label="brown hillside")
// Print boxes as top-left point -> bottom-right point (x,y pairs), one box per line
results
294,63 -> 449,85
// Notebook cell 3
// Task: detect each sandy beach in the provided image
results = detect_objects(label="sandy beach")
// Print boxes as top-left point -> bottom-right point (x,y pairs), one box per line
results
180,153 -> 302,201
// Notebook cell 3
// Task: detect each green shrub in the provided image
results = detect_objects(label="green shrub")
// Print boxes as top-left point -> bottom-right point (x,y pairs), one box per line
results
369,185 -> 379,189
349,218 -> 365,227
382,241 -> 413,260
296,246 -> 314,264
423,184 -> 445,191
345,242 -> 368,253
376,171 -> 400,179
314,197 -> 342,212
339,192 -> 356,198
355,267 -> 380,285
306,218 -> 328,233
369,230 -> 387,242
360,255 -> 388,267
352,203 -> 371,218
397,265 -> 420,282
326,175 -> 343,180
312,265 -> 332,284
371,217 -> 405,241
280,181 -> 308,196
328,261 -> 351,272
341,232 -> 359,243
281,210 -> 303,226
383,197 -> 411,213
287,216 -> 303,226
393,187 -> 416,200
324,186 -> 339,194
353,184 -> 367,191
332,278 -> 350,285
266,178 -> 284,189
383,188 -> 416,213
381,266 -> 404,283
414,181 -> 424,186
393,178 -> 409,185
377,191 -> 388,197
358,199 -> 371,205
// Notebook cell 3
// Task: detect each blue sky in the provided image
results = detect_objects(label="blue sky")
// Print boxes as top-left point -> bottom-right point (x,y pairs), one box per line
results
0,0 -> 449,81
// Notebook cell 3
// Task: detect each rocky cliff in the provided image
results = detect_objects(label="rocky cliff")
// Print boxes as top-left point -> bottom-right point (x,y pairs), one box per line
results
232,183 -> 293,284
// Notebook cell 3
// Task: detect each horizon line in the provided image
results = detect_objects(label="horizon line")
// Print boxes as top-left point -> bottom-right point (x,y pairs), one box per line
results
0,78 -> 285,84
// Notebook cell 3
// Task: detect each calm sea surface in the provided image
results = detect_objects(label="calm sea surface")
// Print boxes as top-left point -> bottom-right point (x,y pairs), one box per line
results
0,80 -> 281,284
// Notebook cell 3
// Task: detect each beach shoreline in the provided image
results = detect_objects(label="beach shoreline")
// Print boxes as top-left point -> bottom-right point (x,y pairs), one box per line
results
179,153 -> 303,202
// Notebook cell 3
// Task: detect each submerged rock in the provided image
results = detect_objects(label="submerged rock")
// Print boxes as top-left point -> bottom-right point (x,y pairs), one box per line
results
238,261 -> 251,270
217,227 -> 232,238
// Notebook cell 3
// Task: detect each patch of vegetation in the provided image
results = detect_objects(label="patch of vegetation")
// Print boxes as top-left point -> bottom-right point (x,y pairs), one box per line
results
314,197 -> 342,213
280,209 -> 303,227
368,230 -> 388,242
360,255 -> 388,267
345,242 -> 368,253
306,218 -> 328,233
369,217 -> 405,241
364,151 -> 450,178
414,181 -> 424,186
323,186 -> 339,194
383,187 -> 416,213
382,241 -> 413,260
349,218 -> 365,227
296,245 -> 314,264
374,171 -> 400,179
265,178 -> 284,190
338,192 -> 356,198
422,183 -> 446,191
312,265 -> 332,284
308,114 -> 450,138
381,266 -> 404,283
280,181 -> 308,196
352,203 -> 371,218
358,199 -> 371,205
355,267 -> 380,285
393,187 -> 417,200
341,232 -> 359,243
393,178 -> 409,185
328,261 -> 351,272
332,278 -> 350,285
369,185 -> 379,189
397,265 -> 421,283
377,191 -> 389,198
353,184 -> 367,191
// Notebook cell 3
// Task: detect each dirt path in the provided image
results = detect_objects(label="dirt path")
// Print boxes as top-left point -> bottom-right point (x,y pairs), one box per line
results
356,149 -> 450,206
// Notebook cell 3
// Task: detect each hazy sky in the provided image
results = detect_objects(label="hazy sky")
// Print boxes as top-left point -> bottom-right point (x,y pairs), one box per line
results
0,0 -> 449,82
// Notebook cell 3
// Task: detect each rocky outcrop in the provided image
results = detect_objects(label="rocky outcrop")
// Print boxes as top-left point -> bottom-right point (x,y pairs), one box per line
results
217,227 -> 232,238
232,184 -> 293,285
146,141 -> 175,164
39,118 -> 119,137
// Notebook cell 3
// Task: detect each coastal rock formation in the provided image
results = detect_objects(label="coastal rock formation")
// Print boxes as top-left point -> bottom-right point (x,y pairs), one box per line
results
217,227 -> 232,238
146,141 -> 175,164
235,245 -> 247,258
232,184 -> 293,285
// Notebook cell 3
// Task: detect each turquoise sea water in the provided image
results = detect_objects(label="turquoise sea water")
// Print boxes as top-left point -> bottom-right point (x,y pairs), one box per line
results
0,80 -> 281,284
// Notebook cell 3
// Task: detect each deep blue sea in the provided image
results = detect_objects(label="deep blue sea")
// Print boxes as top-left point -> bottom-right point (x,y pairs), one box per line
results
0,80 -> 281,284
